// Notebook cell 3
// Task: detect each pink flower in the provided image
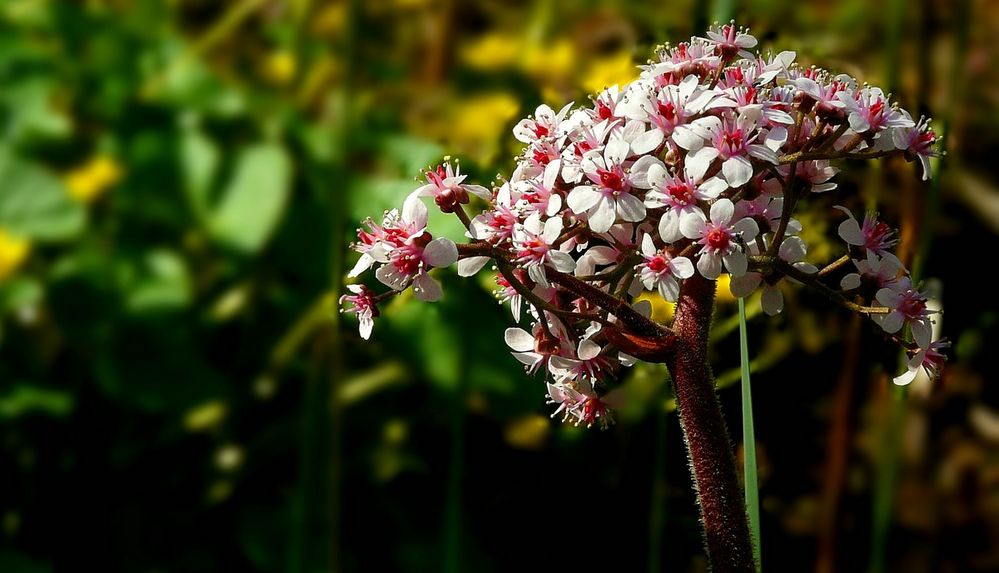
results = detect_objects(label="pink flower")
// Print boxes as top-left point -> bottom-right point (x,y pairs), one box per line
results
874,278 -> 936,348
372,198 -> 458,301
673,108 -> 786,188
566,139 -> 650,233
644,160 -> 727,242
637,233 -> 695,301
835,206 -> 899,262
893,340 -> 948,386
702,21 -> 758,59
729,236 -> 815,315
339,284 -> 379,339
837,86 -> 913,134
514,103 -> 574,144
413,160 -> 490,213
550,339 -> 614,383
505,320 -> 569,375
840,252 -> 904,291
512,159 -> 563,217
512,213 -> 576,287
545,380 -> 618,429
620,74 -> 735,153
679,198 -> 759,279
892,112 -> 939,180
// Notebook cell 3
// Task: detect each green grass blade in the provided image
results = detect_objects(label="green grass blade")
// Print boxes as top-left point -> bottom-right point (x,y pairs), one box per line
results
739,297 -> 762,572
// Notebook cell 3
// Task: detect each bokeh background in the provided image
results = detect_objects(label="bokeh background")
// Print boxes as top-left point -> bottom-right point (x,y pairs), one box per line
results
1,0 -> 998,571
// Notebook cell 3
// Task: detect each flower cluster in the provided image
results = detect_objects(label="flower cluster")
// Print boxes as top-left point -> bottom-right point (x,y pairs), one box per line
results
342,22 -> 944,424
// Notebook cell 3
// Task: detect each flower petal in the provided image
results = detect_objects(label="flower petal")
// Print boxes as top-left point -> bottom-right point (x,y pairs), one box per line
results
567,186 -> 602,214
709,198 -> 735,226
697,253 -> 722,279
412,271 -> 443,301
423,238 -> 458,268
588,198 -> 617,233
457,256 -> 490,277
504,327 -> 535,352
722,156 -> 754,188
616,193 -> 647,222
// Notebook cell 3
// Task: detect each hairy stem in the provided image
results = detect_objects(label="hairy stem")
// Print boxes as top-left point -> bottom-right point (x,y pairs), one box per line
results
665,275 -> 755,572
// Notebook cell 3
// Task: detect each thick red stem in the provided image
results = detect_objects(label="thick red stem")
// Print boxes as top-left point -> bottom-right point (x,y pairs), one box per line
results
666,274 -> 755,572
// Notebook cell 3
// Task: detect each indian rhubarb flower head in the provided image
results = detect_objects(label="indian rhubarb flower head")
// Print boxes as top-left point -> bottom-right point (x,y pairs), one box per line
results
342,20 -> 946,423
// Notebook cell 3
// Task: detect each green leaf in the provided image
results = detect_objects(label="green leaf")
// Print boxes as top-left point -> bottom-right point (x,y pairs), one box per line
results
0,276 -> 42,315
0,78 -> 71,142
0,150 -> 85,241
209,143 -> 292,254
179,127 -> 220,221
0,384 -> 74,419
738,297 -> 762,572
122,249 -> 193,314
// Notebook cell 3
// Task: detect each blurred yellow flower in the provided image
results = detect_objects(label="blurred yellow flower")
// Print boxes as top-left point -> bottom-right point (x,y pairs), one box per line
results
503,414 -> 550,450
634,291 -> 675,323
522,39 -> 576,83
461,33 -> 522,71
449,92 -> 519,163
716,274 -> 738,305
0,228 -> 31,282
261,50 -> 297,85
64,155 -> 122,204
312,2 -> 346,37
183,400 -> 227,432
581,52 -> 639,94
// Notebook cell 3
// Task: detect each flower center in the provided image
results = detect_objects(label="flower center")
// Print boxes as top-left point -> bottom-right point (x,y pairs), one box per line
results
705,227 -> 731,250
666,182 -> 695,205
598,168 -> 625,191
898,295 -> 926,319
647,255 -> 669,273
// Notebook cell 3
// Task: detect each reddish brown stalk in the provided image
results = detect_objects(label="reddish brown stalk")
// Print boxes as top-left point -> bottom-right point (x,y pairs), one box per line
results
815,313 -> 863,573
665,274 -> 755,573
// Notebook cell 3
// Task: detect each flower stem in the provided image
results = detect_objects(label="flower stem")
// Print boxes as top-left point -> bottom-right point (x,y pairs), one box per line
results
738,297 -> 761,572
666,275 -> 754,572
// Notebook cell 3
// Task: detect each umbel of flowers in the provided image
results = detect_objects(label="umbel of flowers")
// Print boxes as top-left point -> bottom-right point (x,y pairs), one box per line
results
341,22 -> 942,572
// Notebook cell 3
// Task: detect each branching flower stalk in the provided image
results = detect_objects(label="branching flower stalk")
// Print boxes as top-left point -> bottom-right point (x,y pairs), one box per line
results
340,22 -> 945,572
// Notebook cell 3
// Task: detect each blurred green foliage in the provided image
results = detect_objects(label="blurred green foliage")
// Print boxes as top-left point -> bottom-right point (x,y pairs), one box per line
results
1,1 -> 997,572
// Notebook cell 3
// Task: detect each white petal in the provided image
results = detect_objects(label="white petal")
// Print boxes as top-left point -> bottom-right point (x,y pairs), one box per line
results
402,195 -> 428,228
423,238 -> 459,268
358,316 -> 373,340
348,254 -> 374,278
659,210 -> 683,242
672,125 -> 704,151
629,155 -> 664,189
671,256 -> 695,279
838,217 -> 864,246
778,236 -> 807,263
764,127 -> 788,151
548,250 -> 577,273
697,253 -> 722,279
686,147 -> 720,182
567,186 -> 602,214
723,251 -> 748,277
376,264 -> 409,291
876,287 -> 903,308
840,273 -> 862,290
761,285 -> 784,315
709,198 -> 735,226
588,198 -> 617,233
911,320 -> 932,349
679,210 -> 707,240
504,327 -> 535,352
729,272 -> 761,297
631,129 -> 665,156
464,184 -> 491,200
658,276 -> 681,302
578,339 -> 601,360
457,256 -> 490,277
880,311 -> 904,334
543,216 -> 564,243
732,217 -> 759,239
721,156 -> 754,188
892,367 -> 919,386
616,193 -> 647,222
412,271 -> 443,301
641,233 -> 657,256
604,138 -> 631,165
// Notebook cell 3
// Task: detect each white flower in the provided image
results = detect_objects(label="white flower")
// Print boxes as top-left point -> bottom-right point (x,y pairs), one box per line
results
644,160 -> 728,242
893,340 -> 948,386
636,233 -> 695,301
566,139 -> 648,233
513,102 -> 574,144
673,108 -> 785,188
679,198 -> 759,279
874,278 -> 936,348
729,236 -> 815,315
512,213 -> 576,287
